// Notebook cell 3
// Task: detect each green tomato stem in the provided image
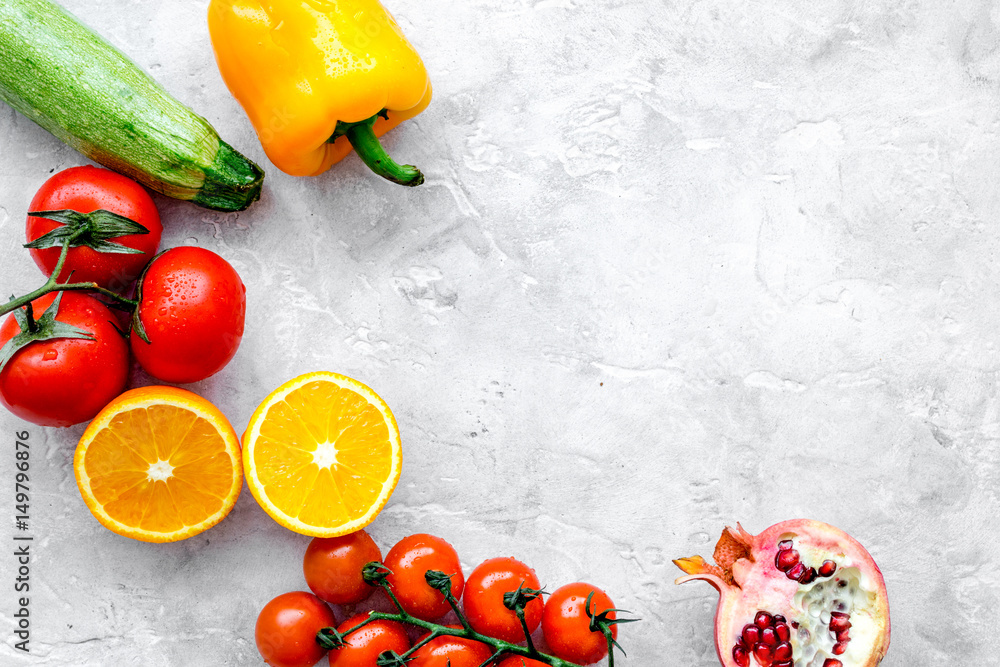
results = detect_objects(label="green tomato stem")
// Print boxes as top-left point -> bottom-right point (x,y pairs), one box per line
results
379,579 -> 411,618
440,580 -> 476,635
0,234 -> 138,317
318,578 -> 587,667
398,627 -> 438,661
516,606 -> 539,656
478,651 -> 503,667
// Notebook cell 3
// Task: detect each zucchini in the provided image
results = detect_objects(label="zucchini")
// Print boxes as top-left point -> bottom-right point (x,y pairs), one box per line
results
0,0 -> 263,211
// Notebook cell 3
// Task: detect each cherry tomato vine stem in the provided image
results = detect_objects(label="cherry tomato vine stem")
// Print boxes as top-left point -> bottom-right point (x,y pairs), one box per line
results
1,233 -> 139,317
514,604 -> 539,657
316,564 -> 633,667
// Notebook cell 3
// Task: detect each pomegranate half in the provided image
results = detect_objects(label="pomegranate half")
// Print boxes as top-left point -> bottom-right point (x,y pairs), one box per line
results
674,520 -> 890,667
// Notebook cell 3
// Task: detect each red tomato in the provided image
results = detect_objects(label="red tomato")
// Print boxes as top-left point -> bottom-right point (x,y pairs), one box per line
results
541,583 -> 617,665
255,591 -> 336,667
408,627 -> 493,667
463,557 -> 543,643
130,246 -> 246,383
497,658 -> 548,667
0,292 -> 128,427
383,534 -> 465,621
26,166 -> 162,290
304,530 -> 382,605
327,613 -> 409,667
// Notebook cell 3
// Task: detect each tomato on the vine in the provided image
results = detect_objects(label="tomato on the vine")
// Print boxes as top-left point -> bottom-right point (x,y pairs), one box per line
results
255,591 -> 336,667
327,613 -> 410,667
408,627 -> 493,667
541,583 -> 617,665
383,534 -> 465,621
304,530 -> 382,605
26,166 -> 162,290
130,246 -> 246,383
0,292 -> 128,427
463,557 -> 543,643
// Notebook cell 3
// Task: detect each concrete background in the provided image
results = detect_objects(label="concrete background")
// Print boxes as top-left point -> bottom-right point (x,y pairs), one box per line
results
2,0 -> 999,664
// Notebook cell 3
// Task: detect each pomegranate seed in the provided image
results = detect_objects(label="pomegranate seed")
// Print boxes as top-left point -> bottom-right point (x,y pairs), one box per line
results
818,560 -> 837,577
753,642 -> 774,665
742,624 -> 761,646
797,567 -> 817,584
775,549 -> 800,572
786,562 -> 807,581
836,629 -> 851,642
761,627 -> 778,646
829,612 -> 851,632
774,622 -> 790,642
823,660 -> 843,667
732,645 -> 750,667
772,614 -> 786,624
773,641 -> 792,661
754,611 -> 773,628
777,539 -> 793,550
832,641 -> 848,655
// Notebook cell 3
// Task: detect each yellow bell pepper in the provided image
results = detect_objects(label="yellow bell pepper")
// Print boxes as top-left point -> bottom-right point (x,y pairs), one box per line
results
207,0 -> 431,186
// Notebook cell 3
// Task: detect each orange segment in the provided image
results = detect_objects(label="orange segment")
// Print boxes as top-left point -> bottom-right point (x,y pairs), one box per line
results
74,386 -> 242,543
242,371 -> 402,537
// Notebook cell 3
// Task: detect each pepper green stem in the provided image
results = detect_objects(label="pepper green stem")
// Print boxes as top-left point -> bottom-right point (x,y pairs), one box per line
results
335,113 -> 424,187
0,234 -> 139,317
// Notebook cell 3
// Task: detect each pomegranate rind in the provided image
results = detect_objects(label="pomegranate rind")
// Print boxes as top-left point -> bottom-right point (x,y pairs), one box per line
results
674,520 -> 890,667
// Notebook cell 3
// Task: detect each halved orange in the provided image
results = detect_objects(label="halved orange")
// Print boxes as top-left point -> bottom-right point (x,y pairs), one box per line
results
242,372 -> 402,537
74,386 -> 242,543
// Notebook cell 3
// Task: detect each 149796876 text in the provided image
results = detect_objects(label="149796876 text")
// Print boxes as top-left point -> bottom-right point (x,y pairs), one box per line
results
13,429 -> 32,652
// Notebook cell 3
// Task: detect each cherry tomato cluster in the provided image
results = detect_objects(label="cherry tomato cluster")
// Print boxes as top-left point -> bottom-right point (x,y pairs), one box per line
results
0,166 -> 246,426
256,530 -> 628,667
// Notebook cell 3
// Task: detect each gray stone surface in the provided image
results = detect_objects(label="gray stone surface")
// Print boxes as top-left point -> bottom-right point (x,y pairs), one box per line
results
1,0 -> 999,664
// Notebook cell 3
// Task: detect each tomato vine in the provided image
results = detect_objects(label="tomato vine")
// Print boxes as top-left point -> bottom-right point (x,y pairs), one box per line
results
315,563 -> 637,667
1,211 -> 146,318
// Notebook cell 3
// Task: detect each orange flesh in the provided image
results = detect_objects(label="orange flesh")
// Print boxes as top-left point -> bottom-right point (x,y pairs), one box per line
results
84,405 -> 234,533
253,381 -> 394,528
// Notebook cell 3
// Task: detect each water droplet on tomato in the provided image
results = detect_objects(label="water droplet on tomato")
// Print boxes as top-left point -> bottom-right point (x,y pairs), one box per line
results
158,307 -> 168,316
43,350 -> 57,361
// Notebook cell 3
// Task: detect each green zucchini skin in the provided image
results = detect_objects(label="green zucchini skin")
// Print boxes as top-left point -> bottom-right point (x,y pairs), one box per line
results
0,0 -> 263,212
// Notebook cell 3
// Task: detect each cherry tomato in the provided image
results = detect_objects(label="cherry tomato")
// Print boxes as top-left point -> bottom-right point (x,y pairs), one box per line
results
255,591 -> 336,667
0,292 -> 128,427
130,246 -> 246,383
541,583 -> 617,665
26,166 -> 162,290
408,627 -> 493,667
463,557 -> 543,643
497,658 -> 548,667
327,613 -> 410,667
383,534 -> 465,621
304,530 -> 382,605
